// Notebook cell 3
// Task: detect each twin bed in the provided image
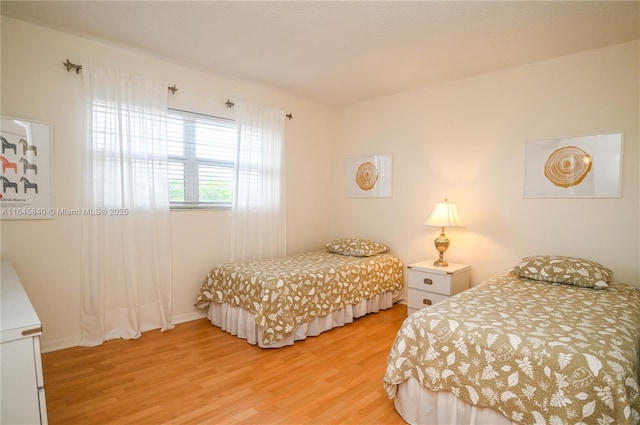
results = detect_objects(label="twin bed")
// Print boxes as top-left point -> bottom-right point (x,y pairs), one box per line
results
195,245 -> 640,424
384,255 -> 640,425
195,238 -> 404,348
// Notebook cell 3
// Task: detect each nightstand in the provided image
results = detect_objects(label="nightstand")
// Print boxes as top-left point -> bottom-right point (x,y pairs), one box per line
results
407,261 -> 470,315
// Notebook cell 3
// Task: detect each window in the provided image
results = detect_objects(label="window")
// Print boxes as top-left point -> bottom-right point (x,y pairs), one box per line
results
89,101 -> 169,208
167,109 -> 237,209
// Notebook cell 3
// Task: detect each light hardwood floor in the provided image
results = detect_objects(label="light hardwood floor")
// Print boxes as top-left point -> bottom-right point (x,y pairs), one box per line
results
42,304 -> 409,424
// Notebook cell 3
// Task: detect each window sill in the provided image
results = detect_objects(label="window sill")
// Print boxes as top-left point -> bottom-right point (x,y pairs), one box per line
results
170,204 -> 231,211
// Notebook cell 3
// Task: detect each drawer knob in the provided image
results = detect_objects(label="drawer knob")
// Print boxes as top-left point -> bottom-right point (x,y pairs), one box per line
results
422,299 -> 432,306
423,278 -> 433,285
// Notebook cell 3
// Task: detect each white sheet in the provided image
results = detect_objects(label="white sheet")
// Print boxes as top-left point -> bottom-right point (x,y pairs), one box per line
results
207,291 -> 397,348
395,378 -> 519,425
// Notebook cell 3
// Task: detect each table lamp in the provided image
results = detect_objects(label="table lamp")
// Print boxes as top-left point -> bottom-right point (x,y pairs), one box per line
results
424,198 -> 464,267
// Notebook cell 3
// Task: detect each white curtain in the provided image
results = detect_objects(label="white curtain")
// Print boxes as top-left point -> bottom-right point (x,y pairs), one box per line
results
80,63 -> 173,346
230,102 -> 286,262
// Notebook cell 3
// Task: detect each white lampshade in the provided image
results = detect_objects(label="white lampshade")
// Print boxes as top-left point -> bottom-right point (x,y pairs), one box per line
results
424,199 -> 464,228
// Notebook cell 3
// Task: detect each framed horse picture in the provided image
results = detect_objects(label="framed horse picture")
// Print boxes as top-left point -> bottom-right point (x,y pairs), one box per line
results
0,116 -> 54,219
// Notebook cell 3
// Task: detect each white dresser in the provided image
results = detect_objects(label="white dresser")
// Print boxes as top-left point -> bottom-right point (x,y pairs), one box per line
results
1,259 -> 48,424
407,261 -> 470,315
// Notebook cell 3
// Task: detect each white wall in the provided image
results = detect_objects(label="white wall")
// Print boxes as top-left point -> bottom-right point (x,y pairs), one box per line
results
332,40 -> 639,291
2,16 -> 638,352
0,17 -> 336,351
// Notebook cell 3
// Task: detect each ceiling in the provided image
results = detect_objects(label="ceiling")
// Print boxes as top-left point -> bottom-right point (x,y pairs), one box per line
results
2,1 -> 639,106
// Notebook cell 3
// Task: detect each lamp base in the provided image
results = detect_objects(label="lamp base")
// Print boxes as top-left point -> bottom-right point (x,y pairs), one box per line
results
433,229 -> 450,267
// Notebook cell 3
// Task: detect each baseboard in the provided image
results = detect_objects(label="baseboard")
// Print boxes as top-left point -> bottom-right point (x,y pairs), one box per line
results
171,310 -> 208,325
41,336 -> 81,353
40,312 -> 208,353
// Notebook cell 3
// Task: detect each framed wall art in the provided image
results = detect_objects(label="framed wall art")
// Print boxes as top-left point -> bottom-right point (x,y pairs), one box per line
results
0,116 -> 54,219
524,132 -> 622,198
345,154 -> 392,198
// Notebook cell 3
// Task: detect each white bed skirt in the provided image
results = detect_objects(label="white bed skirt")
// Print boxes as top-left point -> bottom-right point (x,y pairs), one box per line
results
394,378 -> 518,425
207,291 -> 397,348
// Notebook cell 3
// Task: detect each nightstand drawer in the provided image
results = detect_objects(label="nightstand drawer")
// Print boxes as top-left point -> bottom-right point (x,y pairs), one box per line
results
408,270 -> 453,295
407,288 -> 449,311
406,261 -> 470,317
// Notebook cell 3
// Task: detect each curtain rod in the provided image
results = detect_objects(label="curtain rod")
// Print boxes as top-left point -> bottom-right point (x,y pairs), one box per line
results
63,59 -> 178,94
225,99 -> 293,120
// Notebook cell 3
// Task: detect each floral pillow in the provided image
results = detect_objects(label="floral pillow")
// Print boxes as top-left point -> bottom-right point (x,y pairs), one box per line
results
325,238 -> 389,257
511,255 -> 613,289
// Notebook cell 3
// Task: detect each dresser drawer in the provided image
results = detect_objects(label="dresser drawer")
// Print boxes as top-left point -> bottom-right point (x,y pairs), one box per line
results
408,270 -> 453,295
407,288 -> 449,311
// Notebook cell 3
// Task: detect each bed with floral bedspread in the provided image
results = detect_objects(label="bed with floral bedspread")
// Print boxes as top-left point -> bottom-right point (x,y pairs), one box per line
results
195,238 -> 404,347
384,256 -> 640,425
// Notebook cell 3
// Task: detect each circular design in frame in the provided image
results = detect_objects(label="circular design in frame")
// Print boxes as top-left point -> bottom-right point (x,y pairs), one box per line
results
355,161 -> 378,191
544,145 -> 592,188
